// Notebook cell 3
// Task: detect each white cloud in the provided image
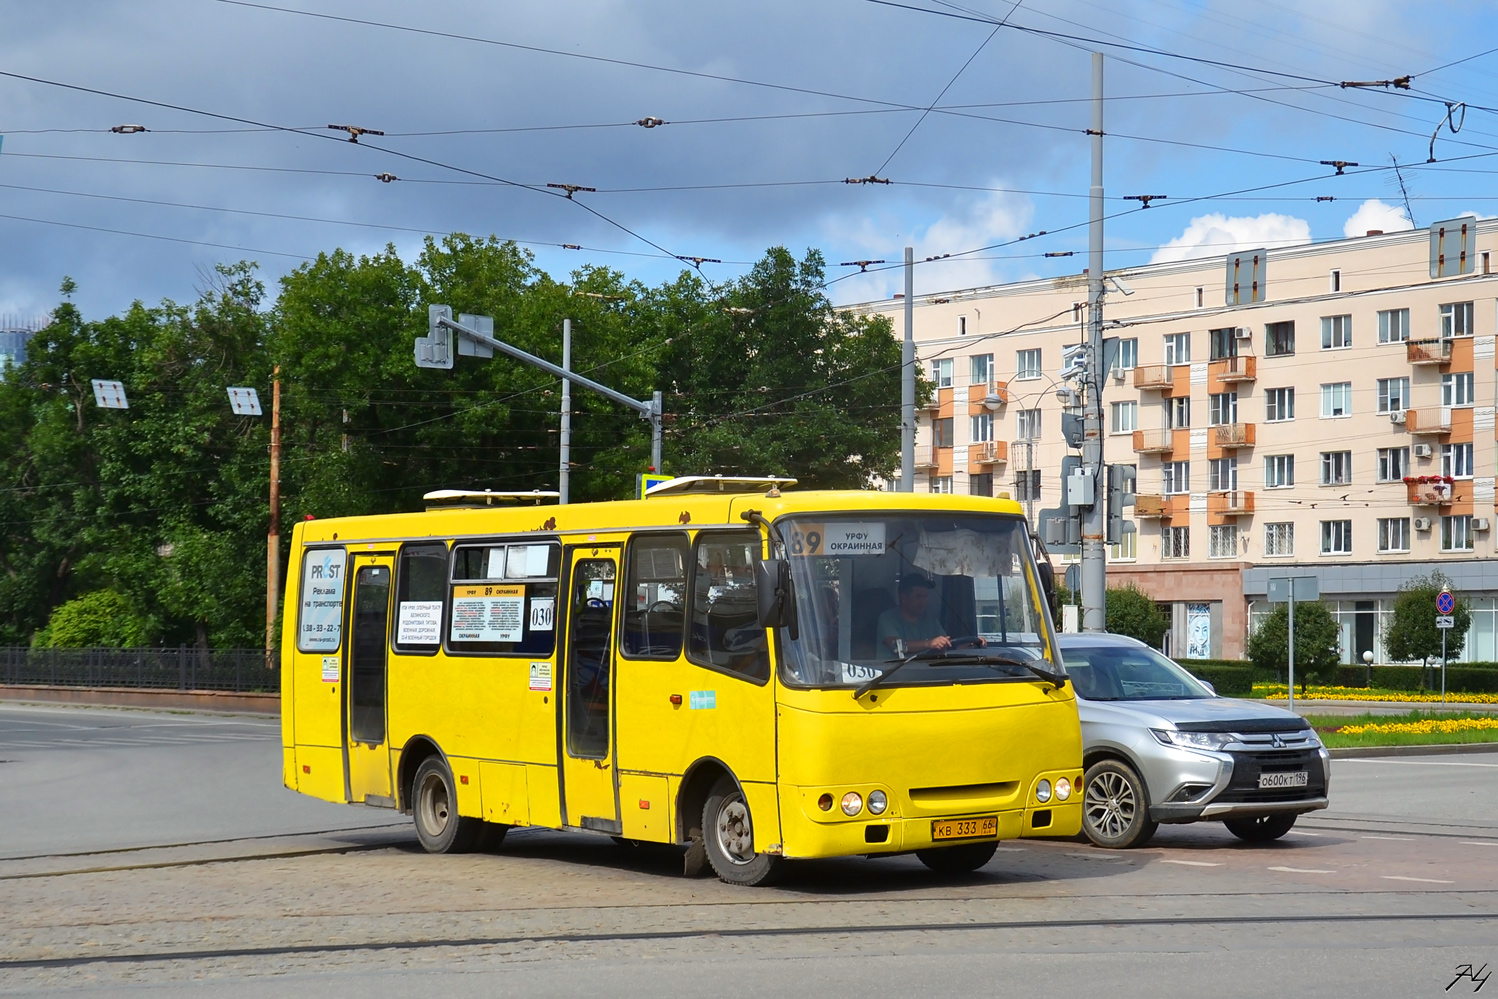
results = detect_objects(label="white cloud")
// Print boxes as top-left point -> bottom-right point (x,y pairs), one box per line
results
1343,199 -> 1413,237
1150,213 -> 1311,264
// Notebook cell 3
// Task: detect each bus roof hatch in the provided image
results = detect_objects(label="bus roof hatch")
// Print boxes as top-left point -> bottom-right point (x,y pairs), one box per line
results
644,475 -> 798,498
423,489 -> 561,510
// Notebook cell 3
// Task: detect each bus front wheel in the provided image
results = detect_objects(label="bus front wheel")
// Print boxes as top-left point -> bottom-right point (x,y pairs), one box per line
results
412,756 -> 482,854
703,777 -> 783,887
916,841 -> 998,874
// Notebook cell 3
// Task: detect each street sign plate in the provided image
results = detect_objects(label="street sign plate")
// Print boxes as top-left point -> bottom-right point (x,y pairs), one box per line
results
226,387 -> 262,416
1437,615 -> 1455,629
1267,575 -> 1318,603
1437,589 -> 1455,615
91,379 -> 128,409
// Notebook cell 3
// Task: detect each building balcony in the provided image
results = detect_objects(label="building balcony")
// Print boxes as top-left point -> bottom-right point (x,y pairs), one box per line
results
1407,338 -> 1453,366
915,444 -> 939,469
1132,428 -> 1174,454
1134,494 -> 1170,519
1407,407 -> 1452,435
970,440 -> 1008,465
1212,422 -> 1256,449
1133,364 -> 1174,391
1406,476 -> 1455,506
1211,355 -> 1257,383
1208,490 -> 1255,517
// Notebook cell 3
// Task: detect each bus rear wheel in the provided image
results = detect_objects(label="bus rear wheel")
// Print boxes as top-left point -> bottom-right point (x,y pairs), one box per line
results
703,777 -> 783,887
412,756 -> 481,854
916,841 -> 998,874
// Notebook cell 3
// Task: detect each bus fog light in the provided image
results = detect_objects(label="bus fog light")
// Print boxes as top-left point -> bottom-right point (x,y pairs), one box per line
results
841,792 -> 863,816
868,790 -> 888,815
1055,777 -> 1071,801
1036,779 -> 1052,803
818,793 -> 834,811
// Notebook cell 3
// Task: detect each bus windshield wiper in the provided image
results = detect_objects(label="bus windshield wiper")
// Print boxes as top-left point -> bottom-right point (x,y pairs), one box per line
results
853,651 -> 1066,699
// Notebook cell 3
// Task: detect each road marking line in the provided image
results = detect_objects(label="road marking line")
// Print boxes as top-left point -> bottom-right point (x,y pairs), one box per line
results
1066,852 -> 1127,861
1361,835 -> 1416,841
1162,859 -> 1223,867
992,847 -> 1026,852
1338,759 -> 1498,768
1460,841 -> 1498,847
1382,875 -> 1454,884
1268,866 -> 1336,874
1287,831 -> 1326,837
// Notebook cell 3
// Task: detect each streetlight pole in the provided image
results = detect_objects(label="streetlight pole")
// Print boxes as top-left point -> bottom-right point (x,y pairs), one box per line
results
265,366 -> 281,664
560,319 -> 571,504
900,246 -> 915,492
1081,51 -> 1108,633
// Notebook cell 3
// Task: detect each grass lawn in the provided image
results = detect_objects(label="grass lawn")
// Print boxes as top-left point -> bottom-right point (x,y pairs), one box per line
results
1306,710 -> 1498,749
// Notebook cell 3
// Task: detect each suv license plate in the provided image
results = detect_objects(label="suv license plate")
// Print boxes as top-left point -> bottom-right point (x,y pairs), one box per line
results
931,816 -> 998,841
1258,771 -> 1308,789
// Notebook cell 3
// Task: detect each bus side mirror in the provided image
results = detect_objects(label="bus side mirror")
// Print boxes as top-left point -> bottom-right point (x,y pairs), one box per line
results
1037,562 -> 1059,627
754,558 -> 799,640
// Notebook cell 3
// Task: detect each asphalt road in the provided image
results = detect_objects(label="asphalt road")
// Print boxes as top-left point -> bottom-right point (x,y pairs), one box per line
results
1,701 -> 1495,998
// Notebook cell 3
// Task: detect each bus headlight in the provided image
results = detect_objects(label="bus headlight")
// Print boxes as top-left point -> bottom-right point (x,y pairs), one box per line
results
1036,779 -> 1052,803
841,792 -> 863,816
1055,777 -> 1072,801
868,790 -> 888,815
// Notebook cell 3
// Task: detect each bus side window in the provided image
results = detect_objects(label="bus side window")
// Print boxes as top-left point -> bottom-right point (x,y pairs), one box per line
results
687,531 -> 769,683
393,543 -> 448,653
622,534 -> 689,659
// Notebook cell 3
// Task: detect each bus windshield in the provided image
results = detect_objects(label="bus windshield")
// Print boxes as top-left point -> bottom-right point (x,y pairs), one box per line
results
777,513 -> 1060,689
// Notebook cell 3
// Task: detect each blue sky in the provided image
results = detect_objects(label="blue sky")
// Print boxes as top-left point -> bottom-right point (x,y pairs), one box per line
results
1,0 -> 1496,321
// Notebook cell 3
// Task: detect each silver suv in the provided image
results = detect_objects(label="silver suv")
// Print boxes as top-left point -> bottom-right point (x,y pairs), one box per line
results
1057,634 -> 1330,849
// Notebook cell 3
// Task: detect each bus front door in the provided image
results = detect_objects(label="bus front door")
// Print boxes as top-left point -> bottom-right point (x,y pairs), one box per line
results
560,550 -> 621,833
344,554 -> 395,806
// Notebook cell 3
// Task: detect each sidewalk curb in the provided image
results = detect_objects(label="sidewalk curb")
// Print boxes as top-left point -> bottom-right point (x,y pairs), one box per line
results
1328,742 -> 1498,759
0,685 -> 279,716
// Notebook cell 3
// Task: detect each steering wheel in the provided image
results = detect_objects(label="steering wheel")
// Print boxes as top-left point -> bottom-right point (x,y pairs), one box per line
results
947,635 -> 987,650
647,600 -> 680,615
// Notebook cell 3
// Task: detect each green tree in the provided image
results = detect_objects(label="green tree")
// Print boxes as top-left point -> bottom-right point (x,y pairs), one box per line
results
34,590 -> 152,648
1246,601 -> 1342,692
1106,583 -> 1169,648
1384,571 -> 1470,679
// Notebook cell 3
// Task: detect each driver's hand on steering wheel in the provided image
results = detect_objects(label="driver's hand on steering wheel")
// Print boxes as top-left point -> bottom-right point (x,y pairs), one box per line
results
928,635 -> 952,651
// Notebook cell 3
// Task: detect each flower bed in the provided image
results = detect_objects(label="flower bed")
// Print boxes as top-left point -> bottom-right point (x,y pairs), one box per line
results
1337,717 -> 1498,736
1254,683 -> 1498,704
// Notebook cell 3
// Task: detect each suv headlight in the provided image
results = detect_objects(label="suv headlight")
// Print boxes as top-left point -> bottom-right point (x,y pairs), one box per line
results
1151,729 -> 1234,751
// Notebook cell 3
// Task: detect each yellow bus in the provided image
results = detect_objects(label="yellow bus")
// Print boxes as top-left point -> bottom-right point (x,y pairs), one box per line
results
280,477 -> 1082,885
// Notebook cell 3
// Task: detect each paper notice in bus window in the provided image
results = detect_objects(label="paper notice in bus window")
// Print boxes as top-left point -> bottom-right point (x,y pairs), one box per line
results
298,549 -> 345,652
823,523 -> 886,555
451,585 -> 525,642
508,545 -> 551,578
396,601 -> 443,646
485,547 -> 507,579
529,597 -> 555,632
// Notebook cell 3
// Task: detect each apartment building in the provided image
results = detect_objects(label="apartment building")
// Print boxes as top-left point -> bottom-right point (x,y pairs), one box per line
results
854,219 -> 1498,661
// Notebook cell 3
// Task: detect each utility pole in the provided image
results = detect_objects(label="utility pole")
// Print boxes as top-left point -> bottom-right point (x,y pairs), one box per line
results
266,366 -> 281,663
1081,52 -> 1107,632
900,246 -> 915,492
559,319 -> 572,504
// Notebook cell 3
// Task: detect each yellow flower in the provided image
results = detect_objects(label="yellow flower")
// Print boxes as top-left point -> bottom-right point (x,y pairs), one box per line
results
1252,684 -> 1498,704
1338,717 -> 1498,735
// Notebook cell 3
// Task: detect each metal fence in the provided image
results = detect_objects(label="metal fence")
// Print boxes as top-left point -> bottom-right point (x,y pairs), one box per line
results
0,647 -> 278,693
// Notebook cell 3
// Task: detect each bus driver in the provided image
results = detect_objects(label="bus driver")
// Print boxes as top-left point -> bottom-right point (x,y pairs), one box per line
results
878,574 -> 954,657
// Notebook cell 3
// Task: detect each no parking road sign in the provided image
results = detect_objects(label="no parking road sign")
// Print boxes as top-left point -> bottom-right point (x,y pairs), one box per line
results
1437,589 -> 1455,615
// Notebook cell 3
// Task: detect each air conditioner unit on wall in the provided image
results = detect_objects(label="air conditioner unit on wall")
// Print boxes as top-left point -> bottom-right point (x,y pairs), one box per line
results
1390,410 -> 1407,425
1234,327 -> 1252,340
1414,517 -> 1432,531
1475,518 -> 1491,532
1413,443 -> 1433,458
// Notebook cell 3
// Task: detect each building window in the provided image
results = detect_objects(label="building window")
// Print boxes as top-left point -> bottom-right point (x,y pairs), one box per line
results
1264,522 -> 1295,557
1208,392 -> 1238,426
1016,348 -> 1042,380
1209,457 -> 1238,492
1377,377 -> 1410,413
1321,382 -> 1352,418
1162,460 -> 1190,495
1442,442 -> 1474,479
971,412 -> 994,443
1320,451 -> 1353,485
930,358 -> 954,388
1321,314 -> 1352,349
1110,401 -> 1138,434
1016,408 -> 1041,440
929,476 -> 954,494
1264,454 -> 1295,488
1440,301 -> 1474,338
1118,463 -> 1137,498
1377,447 -> 1410,482
1163,526 -> 1190,559
1163,332 -> 1191,365
1168,396 -> 1191,428
1114,337 -> 1138,371
969,472 -> 993,497
1320,520 -> 1353,555
1378,517 -> 1410,553
1209,327 -> 1238,360
1330,269 -> 1342,292
970,353 -> 993,384
1209,525 -> 1239,559
1265,321 -> 1295,357
933,417 -> 954,448
1013,469 -> 1041,501
1442,515 -> 1474,552
1442,372 -> 1475,407
1110,529 -> 1137,561
958,315 -> 968,336
1265,387 -> 1295,422
1378,308 -> 1410,343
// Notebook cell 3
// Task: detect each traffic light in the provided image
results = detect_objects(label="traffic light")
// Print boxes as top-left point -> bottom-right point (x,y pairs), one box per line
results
415,305 -> 455,369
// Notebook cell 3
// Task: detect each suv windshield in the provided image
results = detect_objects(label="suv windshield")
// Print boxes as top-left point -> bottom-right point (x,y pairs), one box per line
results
1061,644 -> 1213,700
778,513 -> 1059,688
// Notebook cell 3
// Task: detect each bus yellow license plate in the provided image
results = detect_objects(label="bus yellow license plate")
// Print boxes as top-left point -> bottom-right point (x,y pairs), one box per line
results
931,816 -> 998,841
